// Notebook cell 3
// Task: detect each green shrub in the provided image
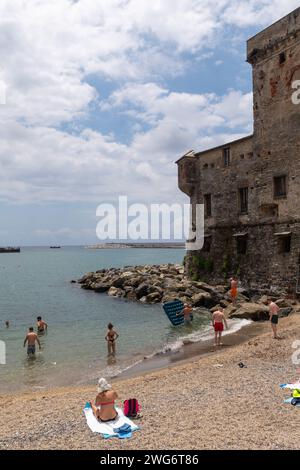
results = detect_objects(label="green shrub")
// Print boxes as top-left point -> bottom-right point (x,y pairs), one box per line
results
187,254 -> 214,280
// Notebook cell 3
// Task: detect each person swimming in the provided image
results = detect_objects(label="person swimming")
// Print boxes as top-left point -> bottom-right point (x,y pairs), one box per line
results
36,316 -> 48,334
105,323 -> 119,356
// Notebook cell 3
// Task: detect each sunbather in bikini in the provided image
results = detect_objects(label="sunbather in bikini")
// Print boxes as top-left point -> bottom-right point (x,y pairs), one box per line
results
90,378 -> 119,422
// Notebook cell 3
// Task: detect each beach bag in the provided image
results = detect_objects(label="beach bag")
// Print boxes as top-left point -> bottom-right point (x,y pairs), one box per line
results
124,398 -> 140,418
292,389 -> 300,398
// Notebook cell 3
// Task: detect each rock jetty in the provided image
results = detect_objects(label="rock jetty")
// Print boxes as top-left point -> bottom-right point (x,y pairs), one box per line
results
77,264 -> 298,321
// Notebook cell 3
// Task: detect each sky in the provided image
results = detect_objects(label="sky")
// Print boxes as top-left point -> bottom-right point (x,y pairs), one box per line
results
0,0 -> 299,245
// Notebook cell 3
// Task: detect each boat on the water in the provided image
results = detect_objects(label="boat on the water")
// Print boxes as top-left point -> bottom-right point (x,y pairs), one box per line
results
50,246 -> 61,249
0,247 -> 20,253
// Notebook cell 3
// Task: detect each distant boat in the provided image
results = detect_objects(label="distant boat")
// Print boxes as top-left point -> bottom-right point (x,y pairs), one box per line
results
0,247 -> 20,253
50,246 -> 61,249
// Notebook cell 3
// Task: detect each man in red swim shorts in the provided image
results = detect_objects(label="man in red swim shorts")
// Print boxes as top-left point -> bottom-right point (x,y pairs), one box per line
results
212,308 -> 228,347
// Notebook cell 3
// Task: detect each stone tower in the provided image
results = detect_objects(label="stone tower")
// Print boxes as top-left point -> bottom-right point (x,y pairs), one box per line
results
177,7 -> 300,294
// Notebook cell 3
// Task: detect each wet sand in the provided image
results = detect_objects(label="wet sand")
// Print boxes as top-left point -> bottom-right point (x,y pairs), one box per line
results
0,314 -> 300,450
120,320 -> 265,380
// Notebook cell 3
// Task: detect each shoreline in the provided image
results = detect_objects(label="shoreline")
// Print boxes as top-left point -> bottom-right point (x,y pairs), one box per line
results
0,314 -> 299,449
0,319 -> 265,398
118,319 -> 265,381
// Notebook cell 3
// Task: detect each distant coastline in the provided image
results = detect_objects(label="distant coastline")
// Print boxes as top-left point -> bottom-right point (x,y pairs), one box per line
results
85,242 -> 185,249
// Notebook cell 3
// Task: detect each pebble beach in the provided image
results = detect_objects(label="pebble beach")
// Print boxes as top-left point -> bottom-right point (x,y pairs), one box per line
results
1,313 -> 299,450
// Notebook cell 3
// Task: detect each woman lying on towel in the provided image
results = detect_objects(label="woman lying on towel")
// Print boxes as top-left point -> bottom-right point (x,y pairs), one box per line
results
89,377 -> 119,423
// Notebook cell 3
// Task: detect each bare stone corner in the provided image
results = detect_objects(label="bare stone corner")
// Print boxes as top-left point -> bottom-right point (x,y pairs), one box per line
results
177,7 -> 300,295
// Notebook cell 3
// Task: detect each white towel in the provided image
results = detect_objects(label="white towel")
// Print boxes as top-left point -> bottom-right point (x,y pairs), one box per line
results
84,406 -> 139,438
281,383 -> 300,390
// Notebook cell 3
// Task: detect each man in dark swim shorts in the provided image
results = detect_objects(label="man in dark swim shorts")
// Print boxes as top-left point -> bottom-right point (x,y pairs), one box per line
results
23,327 -> 41,356
268,298 -> 280,339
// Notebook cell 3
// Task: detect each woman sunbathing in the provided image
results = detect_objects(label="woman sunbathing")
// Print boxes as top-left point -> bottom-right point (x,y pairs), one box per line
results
90,377 -> 119,423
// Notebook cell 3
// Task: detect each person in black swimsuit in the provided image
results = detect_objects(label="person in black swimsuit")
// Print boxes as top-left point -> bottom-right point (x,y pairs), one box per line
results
105,323 -> 119,356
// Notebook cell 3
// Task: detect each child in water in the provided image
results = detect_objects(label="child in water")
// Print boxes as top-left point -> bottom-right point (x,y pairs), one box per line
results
105,323 -> 119,356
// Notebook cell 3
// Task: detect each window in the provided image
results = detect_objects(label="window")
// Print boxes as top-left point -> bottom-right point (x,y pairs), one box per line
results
203,236 -> 211,252
237,236 -> 247,255
282,236 -> 291,253
278,235 -> 291,253
240,154 -> 245,160
279,52 -> 286,64
204,194 -> 212,217
239,187 -> 248,214
274,175 -> 287,198
223,147 -> 230,166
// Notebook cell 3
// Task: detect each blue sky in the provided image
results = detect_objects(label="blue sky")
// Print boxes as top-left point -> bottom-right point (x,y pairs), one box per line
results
0,0 -> 299,245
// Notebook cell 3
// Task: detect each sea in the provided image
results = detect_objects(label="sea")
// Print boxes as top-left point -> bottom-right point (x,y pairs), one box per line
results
0,246 -> 249,393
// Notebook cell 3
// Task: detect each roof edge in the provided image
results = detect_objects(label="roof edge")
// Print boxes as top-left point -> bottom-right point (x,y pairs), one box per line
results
193,134 -> 253,158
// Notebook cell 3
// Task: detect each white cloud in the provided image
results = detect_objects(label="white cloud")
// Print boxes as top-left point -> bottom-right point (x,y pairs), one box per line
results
0,0 -> 297,211
0,83 -> 253,205
222,0 -> 300,27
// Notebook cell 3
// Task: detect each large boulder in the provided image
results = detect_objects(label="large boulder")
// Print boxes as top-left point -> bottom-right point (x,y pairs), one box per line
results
223,305 -> 237,317
220,299 -> 230,308
111,276 -> 127,288
93,282 -> 111,293
149,285 -> 163,295
126,276 -> 144,288
229,302 -> 269,321
78,272 -> 94,284
278,307 -> 293,318
276,298 -> 294,308
107,286 -> 124,297
191,291 -> 216,308
258,295 -> 268,305
126,291 -> 138,301
146,292 -> 162,303
162,292 -> 180,303
135,283 -> 150,299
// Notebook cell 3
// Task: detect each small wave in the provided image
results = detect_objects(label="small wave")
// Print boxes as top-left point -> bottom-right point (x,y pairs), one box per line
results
99,357 -> 145,379
144,318 -> 252,359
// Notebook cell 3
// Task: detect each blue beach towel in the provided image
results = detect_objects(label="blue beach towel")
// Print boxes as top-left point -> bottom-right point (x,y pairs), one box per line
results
83,402 -> 139,439
163,299 -> 192,326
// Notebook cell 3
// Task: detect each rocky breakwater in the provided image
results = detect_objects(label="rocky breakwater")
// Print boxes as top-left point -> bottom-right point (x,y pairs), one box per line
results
77,263 -> 226,309
77,264 -> 299,321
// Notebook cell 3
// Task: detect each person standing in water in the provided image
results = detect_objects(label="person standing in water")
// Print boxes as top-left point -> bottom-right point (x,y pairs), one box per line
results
177,303 -> 193,324
23,327 -> 41,356
230,277 -> 238,306
5,320 -> 9,328
105,323 -> 119,356
36,316 -> 48,334
268,298 -> 280,339
212,308 -> 228,347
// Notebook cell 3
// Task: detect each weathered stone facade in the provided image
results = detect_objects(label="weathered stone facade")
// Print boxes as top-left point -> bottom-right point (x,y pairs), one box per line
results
177,8 -> 300,293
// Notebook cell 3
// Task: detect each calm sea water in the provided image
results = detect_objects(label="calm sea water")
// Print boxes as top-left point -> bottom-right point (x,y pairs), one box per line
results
0,246 -> 216,393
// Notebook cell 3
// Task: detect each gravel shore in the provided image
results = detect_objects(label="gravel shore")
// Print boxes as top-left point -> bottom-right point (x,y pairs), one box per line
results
1,314 -> 299,450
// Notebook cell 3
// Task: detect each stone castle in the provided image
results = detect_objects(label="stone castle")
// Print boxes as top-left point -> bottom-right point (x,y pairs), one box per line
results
177,7 -> 300,294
